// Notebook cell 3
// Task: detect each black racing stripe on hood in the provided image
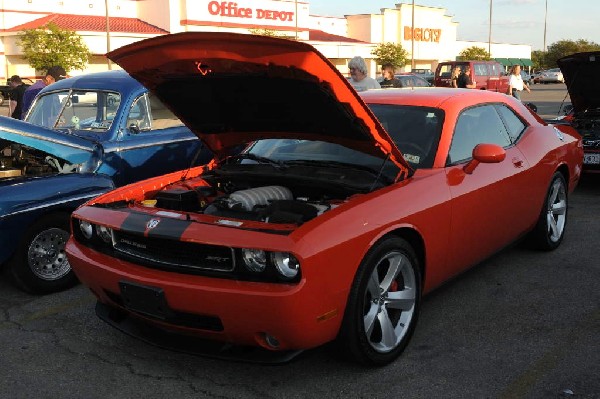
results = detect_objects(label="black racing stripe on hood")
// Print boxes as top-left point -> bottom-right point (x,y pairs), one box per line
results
121,212 -> 191,239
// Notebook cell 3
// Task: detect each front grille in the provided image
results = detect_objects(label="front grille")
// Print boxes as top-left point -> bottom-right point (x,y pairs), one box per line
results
113,231 -> 235,272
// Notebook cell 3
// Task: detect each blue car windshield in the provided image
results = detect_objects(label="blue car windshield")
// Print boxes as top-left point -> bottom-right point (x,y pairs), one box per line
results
26,90 -> 121,132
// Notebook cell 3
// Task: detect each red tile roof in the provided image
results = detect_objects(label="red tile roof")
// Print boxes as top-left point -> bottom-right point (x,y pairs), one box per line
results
8,14 -> 168,34
309,29 -> 368,43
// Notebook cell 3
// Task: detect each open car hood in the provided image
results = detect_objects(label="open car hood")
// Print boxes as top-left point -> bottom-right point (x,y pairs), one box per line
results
107,32 -> 408,174
0,116 -> 97,165
557,51 -> 600,114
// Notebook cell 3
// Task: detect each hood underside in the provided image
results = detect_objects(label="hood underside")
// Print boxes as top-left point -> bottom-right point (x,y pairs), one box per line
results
107,32 -> 408,174
557,51 -> 600,114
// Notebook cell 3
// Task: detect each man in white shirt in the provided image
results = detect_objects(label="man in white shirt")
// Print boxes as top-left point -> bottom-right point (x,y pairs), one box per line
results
348,56 -> 381,91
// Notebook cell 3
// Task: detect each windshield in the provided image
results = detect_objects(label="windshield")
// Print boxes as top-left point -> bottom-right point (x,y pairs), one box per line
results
26,90 -> 121,131
245,105 -> 443,172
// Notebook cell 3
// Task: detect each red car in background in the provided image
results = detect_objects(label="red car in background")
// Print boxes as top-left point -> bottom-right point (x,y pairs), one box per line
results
66,32 -> 583,365
435,60 -> 509,92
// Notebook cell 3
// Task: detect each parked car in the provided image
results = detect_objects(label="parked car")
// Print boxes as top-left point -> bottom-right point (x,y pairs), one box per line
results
394,73 -> 432,87
557,51 -> 600,172
67,32 -> 583,366
434,60 -> 509,92
410,68 -> 434,84
520,70 -> 533,85
377,73 -> 431,88
0,70 -> 210,294
532,68 -> 564,84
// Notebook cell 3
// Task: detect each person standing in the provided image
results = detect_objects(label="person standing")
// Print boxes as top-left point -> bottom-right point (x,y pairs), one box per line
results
450,66 -> 461,88
456,66 -> 476,89
507,64 -> 530,100
21,66 -> 66,119
7,75 -> 28,119
379,63 -> 401,88
348,56 -> 380,91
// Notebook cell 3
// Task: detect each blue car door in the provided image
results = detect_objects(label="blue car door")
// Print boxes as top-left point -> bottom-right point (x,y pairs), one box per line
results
113,92 -> 208,187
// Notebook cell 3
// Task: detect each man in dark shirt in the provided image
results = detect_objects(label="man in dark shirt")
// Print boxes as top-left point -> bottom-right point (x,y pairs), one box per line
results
456,66 -> 476,89
8,75 -> 28,119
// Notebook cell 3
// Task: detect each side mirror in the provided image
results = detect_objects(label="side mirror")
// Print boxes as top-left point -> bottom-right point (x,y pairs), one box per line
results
463,143 -> 506,174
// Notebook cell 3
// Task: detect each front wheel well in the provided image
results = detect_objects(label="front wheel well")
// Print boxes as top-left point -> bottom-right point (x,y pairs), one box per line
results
385,228 -> 426,289
556,164 -> 569,187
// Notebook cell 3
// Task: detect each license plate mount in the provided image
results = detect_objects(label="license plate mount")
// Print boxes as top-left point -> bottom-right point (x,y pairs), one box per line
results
119,281 -> 172,320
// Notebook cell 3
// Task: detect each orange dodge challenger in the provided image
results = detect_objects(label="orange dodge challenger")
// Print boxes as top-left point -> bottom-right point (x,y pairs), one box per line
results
66,32 -> 583,365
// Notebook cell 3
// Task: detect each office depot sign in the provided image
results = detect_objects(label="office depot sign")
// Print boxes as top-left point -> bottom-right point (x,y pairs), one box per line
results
207,1 -> 295,22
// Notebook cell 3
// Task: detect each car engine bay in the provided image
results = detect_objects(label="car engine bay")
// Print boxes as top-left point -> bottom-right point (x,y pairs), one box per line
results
573,110 -> 600,147
0,141 -> 74,179
127,165 -> 383,225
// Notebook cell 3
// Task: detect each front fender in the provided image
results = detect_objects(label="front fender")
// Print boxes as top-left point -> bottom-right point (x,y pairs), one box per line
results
0,173 -> 114,265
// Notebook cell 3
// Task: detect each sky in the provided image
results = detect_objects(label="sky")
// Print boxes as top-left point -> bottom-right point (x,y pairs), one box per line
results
308,0 -> 598,51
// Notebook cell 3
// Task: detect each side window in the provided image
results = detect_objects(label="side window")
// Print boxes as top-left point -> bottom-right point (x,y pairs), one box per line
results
474,63 -> 489,76
438,64 -> 453,78
148,94 -> 184,130
490,63 -> 502,76
495,104 -> 526,142
448,105 -> 512,164
126,94 -> 151,132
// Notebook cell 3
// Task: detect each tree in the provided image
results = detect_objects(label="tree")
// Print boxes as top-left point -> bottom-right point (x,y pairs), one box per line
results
371,42 -> 409,70
17,23 -> 91,73
544,39 -> 600,68
458,46 -> 491,61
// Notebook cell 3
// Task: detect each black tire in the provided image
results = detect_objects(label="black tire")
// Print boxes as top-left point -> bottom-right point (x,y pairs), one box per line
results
528,172 -> 568,251
7,213 -> 78,294
337,236 -> 422,366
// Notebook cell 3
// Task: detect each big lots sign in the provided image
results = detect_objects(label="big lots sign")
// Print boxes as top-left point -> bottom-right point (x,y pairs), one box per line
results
207,1 -> 295,22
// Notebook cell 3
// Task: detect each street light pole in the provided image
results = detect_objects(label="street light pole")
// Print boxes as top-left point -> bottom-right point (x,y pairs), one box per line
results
488,0 -> 492,57
105,0 -> 112,70
411,0 -> 415,70
295,0 -> 298,40
543,0 -> 548,52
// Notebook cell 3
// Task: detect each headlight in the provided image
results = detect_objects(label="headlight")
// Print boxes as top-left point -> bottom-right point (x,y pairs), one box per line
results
242,249 -> 267,272
271,252 -> 300,279
79,220 -> 93,239
96,225 -> 113,244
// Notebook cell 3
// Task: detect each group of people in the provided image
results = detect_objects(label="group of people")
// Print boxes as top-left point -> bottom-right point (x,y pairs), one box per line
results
347,55 -> 530,101
449,65 -> 477,89
6,65 -> 66,120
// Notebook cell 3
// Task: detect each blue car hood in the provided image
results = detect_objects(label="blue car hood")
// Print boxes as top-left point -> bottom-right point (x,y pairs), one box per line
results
0,116 -> 97,164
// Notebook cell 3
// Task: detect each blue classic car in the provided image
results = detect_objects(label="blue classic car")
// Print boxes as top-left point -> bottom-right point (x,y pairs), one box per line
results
0,70 -> 208,294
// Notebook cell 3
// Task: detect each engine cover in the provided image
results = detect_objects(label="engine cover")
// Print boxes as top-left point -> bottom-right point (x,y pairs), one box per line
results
227,186 -> 293,211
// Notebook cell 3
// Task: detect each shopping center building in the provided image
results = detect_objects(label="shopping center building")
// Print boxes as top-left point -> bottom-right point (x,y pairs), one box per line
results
0,0 -> 532,80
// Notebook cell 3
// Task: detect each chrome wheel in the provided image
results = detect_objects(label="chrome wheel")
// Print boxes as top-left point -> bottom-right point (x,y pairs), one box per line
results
363,251 -> 417,353
27,227 -> 71,281
546,177 -> 567,243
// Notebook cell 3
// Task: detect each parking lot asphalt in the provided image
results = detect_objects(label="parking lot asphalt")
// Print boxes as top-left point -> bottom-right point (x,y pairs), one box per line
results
1,83 -> 598,399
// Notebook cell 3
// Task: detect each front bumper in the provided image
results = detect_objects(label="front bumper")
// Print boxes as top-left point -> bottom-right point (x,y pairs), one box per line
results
95,301 -> 303,363
67,239 -> 345,353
